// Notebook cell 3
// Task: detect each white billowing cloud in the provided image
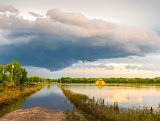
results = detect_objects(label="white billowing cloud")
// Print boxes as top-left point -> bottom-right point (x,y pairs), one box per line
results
1,0 -> 160,30
45,9 -> 160,53
0,14 -> 10,29
47,9 -> 89,25
48,10 -> 157,56
0,5 -> 19,13
46,9 -> 160,48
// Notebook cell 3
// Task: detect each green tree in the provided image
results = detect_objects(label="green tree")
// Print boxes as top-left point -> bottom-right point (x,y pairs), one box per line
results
3,61 -> 25,86
12,61 -> 23,85
20,68 -> 27,84
3,62 -> 12,85
0,65 -> 3,83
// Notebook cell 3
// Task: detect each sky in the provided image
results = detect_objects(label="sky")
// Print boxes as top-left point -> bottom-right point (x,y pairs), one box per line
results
0,0 -> 160,78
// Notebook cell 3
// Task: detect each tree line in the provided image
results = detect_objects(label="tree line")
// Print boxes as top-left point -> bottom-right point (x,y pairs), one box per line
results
1,61 -> 159,86
0,61 -> 55,86
59,77 -> 160,84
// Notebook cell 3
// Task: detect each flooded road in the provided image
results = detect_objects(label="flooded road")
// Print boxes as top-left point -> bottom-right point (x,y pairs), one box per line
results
20,83 -> 73,111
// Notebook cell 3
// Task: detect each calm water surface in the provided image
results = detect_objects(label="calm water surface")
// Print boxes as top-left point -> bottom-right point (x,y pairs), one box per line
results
20,83 -> 73,110
62,83 -> 160,109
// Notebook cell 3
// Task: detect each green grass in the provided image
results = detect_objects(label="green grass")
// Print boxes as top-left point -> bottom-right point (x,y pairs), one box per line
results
58,84 -> 160,121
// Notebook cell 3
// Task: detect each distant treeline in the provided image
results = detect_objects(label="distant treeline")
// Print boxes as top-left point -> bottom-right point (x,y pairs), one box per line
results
0,61 -> 56,86
26,76 -> 56,85
59,77 -> 160,84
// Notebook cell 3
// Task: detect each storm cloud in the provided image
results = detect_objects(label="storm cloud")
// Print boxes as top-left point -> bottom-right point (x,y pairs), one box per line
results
0,6 -> 160,71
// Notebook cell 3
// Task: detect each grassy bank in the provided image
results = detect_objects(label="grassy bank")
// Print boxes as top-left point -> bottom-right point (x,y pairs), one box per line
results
0,85 -> 44,117
58,84 -> 160,121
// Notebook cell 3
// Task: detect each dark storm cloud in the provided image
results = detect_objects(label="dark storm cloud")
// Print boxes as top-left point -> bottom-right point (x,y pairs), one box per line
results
0,6 -> 160,70
0,35 -> 128,71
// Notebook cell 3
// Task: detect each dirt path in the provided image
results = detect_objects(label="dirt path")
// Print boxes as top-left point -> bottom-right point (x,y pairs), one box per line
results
0,107 -> 66,121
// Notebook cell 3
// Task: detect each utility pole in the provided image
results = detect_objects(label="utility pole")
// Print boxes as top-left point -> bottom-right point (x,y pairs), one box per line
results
11,63 -> 14,83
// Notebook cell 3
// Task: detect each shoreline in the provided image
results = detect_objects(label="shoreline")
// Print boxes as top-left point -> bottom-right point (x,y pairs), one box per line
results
0,85 -> 45,117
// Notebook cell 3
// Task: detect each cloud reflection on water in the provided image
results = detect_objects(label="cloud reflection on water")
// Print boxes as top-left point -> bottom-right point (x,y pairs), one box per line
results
62,84 -> 160,108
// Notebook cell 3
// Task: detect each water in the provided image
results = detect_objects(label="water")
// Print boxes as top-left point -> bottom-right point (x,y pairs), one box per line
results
20,83 -> 73,111
62,83 -> 160,109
